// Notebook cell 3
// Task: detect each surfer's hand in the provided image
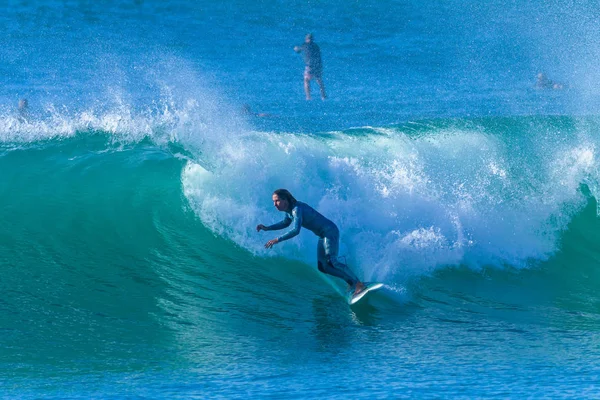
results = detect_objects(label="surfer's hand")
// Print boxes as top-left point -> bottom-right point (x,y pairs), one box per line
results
265,238 -> 278,249
256,224 -> 266,232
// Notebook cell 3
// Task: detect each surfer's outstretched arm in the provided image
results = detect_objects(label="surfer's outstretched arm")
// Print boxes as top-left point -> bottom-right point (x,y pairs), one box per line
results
257,215 -> 292,232
277,208 -> 302,242
265,208 -> 302,249
263,209 -> 302,249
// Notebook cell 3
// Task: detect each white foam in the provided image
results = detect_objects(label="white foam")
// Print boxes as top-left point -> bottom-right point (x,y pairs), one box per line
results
181,120 -> 600,283
0,55 -> 249,149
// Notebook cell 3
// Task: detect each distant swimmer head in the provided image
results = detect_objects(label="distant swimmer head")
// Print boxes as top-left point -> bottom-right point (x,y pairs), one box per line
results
305,33 -> 313,43
272,189 -> 297,212
18,98 -> 28,110
536,72 -> 549,85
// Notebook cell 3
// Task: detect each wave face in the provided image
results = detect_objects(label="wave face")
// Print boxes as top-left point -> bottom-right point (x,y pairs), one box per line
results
3,115 -> 600,397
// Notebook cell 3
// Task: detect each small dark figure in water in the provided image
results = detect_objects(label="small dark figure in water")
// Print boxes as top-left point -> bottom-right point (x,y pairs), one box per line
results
536,73 -> 564,90
18,98 -> 29,122
294,34 -> 327,101
241,104 -> 273,118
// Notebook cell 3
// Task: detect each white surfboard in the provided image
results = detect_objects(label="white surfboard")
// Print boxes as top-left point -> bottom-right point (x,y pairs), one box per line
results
348,282 -> 384,305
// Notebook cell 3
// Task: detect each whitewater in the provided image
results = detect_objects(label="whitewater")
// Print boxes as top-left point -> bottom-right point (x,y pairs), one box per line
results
3,0 -> 600,398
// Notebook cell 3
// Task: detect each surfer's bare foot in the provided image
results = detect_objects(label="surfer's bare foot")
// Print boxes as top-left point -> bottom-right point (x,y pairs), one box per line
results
353,282 -> 366,295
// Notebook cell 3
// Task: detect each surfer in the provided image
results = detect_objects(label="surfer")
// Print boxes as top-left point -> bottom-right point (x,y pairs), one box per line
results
294,33 -> 327,101
257,189 -> 366,296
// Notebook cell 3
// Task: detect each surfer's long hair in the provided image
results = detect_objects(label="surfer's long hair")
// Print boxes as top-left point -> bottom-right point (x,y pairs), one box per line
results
273,189 -> 297,208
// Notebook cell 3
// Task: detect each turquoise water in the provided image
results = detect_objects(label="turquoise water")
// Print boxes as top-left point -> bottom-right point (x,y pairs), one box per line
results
3,1 -> 600,398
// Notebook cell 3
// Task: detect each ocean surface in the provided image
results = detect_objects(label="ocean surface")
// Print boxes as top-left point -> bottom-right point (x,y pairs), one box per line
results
3,0 -> 600,398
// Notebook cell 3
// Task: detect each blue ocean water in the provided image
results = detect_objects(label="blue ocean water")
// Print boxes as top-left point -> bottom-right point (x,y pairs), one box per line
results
3,1 -> 600,398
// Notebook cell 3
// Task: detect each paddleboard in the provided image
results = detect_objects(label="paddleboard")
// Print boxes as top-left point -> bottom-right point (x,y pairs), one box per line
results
348,282 -> 384,305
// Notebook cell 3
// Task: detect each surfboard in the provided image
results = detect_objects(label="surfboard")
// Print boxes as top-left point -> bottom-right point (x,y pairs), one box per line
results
348,282 -> 384,305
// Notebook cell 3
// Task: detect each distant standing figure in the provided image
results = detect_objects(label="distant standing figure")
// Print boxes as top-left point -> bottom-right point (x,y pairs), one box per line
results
294,34 -> 327,101
536,73 -> 564,90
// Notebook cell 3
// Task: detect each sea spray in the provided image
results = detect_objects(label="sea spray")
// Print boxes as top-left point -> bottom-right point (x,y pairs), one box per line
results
182,117 -> 600,283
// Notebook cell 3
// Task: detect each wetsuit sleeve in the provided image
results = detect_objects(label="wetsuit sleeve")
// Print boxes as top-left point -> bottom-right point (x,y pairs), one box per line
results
264,214 -> 292,231
277,207 -> 302,242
